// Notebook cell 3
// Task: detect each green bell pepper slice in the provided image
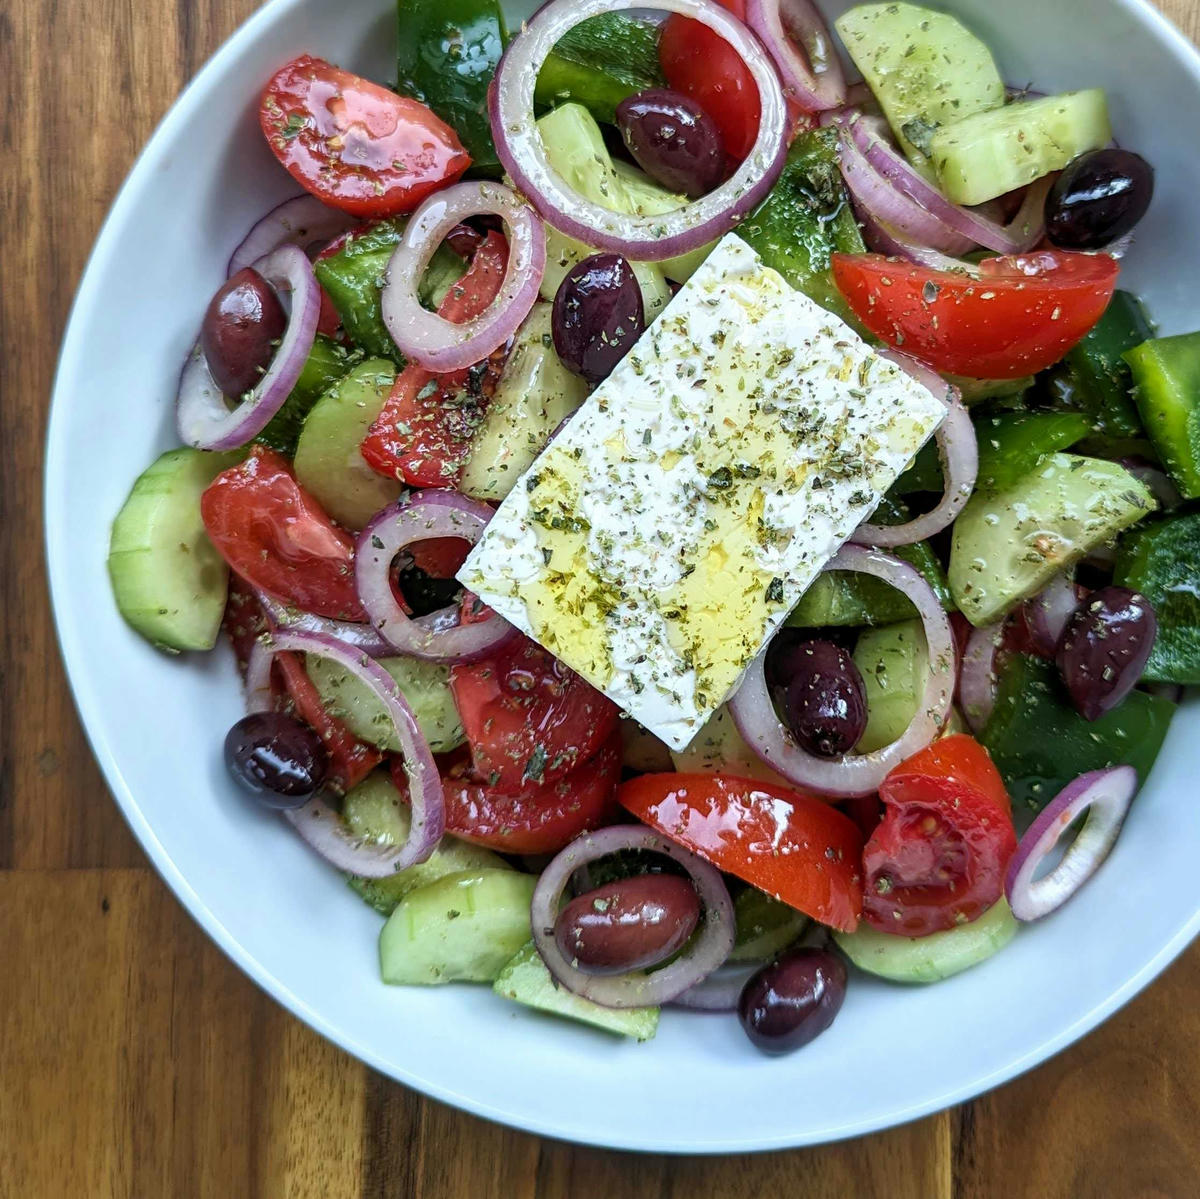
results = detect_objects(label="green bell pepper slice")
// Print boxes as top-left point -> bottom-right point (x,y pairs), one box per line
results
256,335 -> 363,457
974,411 -> 1091,495
1125,329 -> 1200,500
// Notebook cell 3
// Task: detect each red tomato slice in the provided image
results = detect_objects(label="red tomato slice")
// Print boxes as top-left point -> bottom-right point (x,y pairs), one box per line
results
831,250 -> 1120,379
862,734 -> 1017,937
275,651 -> 382,794
450,636 -> 620,793
658,0 -> 759,162
360,231 -> 509,486
259,55 -> 470,218
201,446 -> 366,622
393,734 -> 621,853
618,773 -> 864,932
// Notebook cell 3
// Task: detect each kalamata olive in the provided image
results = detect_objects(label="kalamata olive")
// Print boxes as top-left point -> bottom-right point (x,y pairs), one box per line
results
200,267 -> 287,398
1056,585 -> 1157,721
554,874 -> 701,974
552,253 -> 645,386
1045,149 -> 1155,250
738,947 -> 847,1055
779,639 -> 868,757
224,712 -> 328,809
615,88 -> 725,198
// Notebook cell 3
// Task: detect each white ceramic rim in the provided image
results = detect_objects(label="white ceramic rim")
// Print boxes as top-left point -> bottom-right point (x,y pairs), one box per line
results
44,0 -> 1200,1153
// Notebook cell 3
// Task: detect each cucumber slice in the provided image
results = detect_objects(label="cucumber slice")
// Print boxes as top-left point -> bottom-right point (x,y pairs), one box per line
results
834,899 -> 1018,983
380,869 -> 537,985
307,654 -> 463,753
493,942 -> 659,1039
108,448 -> 241,652
853,619 -> 928,754
835,3 -> 1004,176
728,888 -> 808,964
670,705 -> 789,785
293,359 -> 402,530
949,453 -> 1155,626
342,773 -> 510,914
459,304 -> 588,502
930,90 -> 1112,205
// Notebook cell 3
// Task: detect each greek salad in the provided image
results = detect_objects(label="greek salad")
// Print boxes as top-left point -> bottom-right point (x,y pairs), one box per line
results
108,0 -> 1200,1052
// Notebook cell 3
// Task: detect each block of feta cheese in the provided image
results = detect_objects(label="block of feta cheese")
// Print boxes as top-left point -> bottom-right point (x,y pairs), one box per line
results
458,234 -> 946,750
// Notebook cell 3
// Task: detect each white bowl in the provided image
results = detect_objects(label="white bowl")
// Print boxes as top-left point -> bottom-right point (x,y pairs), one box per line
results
46,0 -> 1200,1152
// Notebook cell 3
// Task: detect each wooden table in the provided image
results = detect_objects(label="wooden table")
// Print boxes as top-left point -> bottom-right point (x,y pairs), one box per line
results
5,1 -> 1200,1193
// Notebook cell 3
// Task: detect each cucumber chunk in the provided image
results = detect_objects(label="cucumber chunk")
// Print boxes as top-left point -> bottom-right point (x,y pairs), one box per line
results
930,90 -> 1112,206
728,888 -> 808,964
380,869 -> 537,985
853,619 -> 927,754
307,654 -> 464,753
834,899 -> 1018,983
342,773 -> 509,914
835,3 -> 1004,176
493,942 -> 660,1039
1125,330 -> 1200,499
108,448 -> 241,652
257,335 -> 362,457
670,705 -> 790,785
459,304 -> 588,502
293,359 -> 402,530
949,453 -> 1155,625
609,160 -> 715,284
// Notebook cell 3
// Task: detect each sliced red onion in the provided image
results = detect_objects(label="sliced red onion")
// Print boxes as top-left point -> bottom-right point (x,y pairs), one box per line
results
531,825 -> 735,1009
381,181 -> 545,372
177,245 -> 319,450
744,0 -> 846,112
854,355 -> 976,547
1024,573 -> 1080,656
1005,765 -> 1137,921
355,490 -> 517,662
855,205 -> 982,274
228,194 -> 359,277
670,962 -> 760,1011
244,630 -> 444,877
729,545 -> 955,797
254,590 -> 395,659
490,0 -> 788,261
959,621 -> 1005,733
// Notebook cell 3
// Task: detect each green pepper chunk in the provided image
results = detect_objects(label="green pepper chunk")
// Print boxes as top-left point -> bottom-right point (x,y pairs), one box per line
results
396,0 -> 508,176
738,129 -> 867,325
980,653 -> 1174,811
255,335 -> 362,457
974,411 -> 1091,495
1124,329 -> 1200,499
1114,511 -> 1200,684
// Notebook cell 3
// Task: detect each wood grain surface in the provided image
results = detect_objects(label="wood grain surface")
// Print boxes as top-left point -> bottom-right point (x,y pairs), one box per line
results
3,1 -> 1199,1194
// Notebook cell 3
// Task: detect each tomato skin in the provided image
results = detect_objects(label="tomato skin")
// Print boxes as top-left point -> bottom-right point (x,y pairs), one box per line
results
618,773 -> 864,932
862,734 -> 1017,937
394,734 -> 621,853
201,446 -> 366,622
408,537 -> 472,578
360,231 -> 509,486
831,250 -> 1120,378
659,0 -> 759,163
260,55 -> 470,218
450,636 -> 620,793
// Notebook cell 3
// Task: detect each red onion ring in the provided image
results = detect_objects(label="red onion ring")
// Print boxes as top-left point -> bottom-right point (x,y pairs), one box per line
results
355,490 -> 518,662
381,181 -> 545,372
1005,765 -> 1137,921
855,204 -> 982,273
670,962 -> 760,1011
729,545 -> 955,797
959,621 -> 1005,733
244,630 -> 444,877
177,245 -> 320,450
253,589 -> 395,659
228,194 -> 359,277
490,0 -> 788,262
531,825 -> 735,1009
1023,573 -> 1080,657
854,354 -> 976,547
744,0 -> 847,112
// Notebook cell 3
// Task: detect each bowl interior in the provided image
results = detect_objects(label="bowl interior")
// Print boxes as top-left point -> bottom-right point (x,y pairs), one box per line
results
46,0 -> 1200,1152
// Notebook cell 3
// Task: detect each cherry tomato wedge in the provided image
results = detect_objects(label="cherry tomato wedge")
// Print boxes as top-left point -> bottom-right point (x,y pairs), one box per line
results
260,55 -> 470,218
201,446 -> 366,622
658,0 -> 758,163
392,734 -> 621,854
450,635 -> 620,793
360,231 -> 509,486
862,734 -> 1017,937
618,773 -> 864,932
409,537 -> 473,578
831,250 -> 1120,379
